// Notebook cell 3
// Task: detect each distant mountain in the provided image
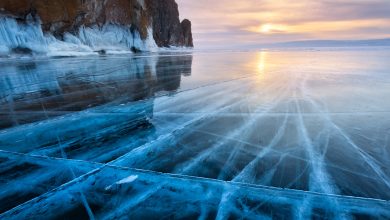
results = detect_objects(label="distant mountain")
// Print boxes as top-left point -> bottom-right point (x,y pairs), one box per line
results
266,38 -> 390,48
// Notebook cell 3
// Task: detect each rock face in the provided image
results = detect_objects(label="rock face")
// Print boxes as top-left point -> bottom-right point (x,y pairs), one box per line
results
0,0 -> 193,50
146,0 -> 192,47
181,19 -> 193,47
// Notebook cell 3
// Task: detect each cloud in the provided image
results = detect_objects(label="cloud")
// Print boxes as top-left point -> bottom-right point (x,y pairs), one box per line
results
176,0 -> 390,48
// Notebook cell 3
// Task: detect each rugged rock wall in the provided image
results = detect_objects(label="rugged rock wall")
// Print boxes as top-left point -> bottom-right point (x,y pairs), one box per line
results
145,0 -> 193,47
0,0 -> 193,51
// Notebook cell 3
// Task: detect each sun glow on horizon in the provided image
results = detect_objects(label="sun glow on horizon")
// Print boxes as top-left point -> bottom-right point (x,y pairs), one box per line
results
245,19 -> 390,39
247,23 -> 287,34
260,24 -> 272,33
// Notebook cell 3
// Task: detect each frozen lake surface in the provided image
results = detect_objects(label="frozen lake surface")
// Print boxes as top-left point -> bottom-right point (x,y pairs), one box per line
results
1,49 -> 390,219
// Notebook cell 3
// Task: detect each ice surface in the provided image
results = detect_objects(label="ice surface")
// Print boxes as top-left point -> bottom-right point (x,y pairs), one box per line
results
0,17 -> 157,57
0,49 -> 390,219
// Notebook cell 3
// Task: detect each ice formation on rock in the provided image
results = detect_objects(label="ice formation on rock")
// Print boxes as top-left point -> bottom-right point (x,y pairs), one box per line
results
0,0 -> 193,56
0,16 -> 157,56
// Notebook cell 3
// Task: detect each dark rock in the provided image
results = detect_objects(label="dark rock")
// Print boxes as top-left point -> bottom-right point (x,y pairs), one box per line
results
146,0 -> 183,47
96,50 -> 107,55
130,46 -> 142,53
181,19 -> 193,47
11,47 -> 33,55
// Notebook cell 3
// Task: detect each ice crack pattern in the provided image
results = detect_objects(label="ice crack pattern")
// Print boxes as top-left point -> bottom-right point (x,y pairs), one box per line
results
1,49 -> 390,219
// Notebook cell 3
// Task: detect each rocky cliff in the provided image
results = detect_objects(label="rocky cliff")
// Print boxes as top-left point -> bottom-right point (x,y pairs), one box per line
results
0,0 -> 193,55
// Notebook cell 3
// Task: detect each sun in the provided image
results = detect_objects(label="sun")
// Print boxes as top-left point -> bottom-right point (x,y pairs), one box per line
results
246,23 -> 285,34
260,24 -> 272,33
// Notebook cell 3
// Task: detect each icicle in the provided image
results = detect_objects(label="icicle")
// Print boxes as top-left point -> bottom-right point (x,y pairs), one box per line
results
0,16 -> 158,57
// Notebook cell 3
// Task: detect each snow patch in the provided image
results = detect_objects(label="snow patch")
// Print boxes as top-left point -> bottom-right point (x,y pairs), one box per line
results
116,175 -> 139,184
105,175 -> 138,190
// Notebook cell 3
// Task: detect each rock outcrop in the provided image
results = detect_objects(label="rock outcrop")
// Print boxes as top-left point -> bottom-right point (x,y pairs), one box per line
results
181,19 -> 193,47
0,0 -> 193,54
146,0 -> 192,47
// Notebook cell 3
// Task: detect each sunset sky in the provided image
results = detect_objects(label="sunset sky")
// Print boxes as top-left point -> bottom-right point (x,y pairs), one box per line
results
176,0 -> 390,48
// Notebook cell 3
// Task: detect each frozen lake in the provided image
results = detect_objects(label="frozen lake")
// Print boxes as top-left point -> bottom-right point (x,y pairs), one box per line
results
1,49 -> 390,219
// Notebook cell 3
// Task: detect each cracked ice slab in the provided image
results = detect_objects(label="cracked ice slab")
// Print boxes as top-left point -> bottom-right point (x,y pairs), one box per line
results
0,150 -> 99,213
1,49 -> 390,218
1,166 -> 389,219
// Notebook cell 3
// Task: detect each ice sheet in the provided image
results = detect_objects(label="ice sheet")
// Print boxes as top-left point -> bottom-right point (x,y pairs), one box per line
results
1,49 -> 390,219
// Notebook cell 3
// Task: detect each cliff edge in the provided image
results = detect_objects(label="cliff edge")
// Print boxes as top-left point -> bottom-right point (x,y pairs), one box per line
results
0,0 -> 193,56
